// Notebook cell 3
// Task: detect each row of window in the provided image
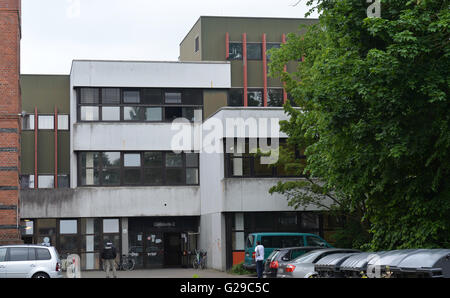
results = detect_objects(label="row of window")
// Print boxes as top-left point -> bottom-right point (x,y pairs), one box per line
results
229,42 -> 281,61
22,114 -> 69,130
0,247 -> 52,262
228,88 -> 286,107
20,174 -> 70,189
78,151 -> 199,186
78,88 -> 203,122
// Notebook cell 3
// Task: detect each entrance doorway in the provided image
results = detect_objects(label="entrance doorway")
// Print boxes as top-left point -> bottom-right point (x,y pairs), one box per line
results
164,233 -> 181,267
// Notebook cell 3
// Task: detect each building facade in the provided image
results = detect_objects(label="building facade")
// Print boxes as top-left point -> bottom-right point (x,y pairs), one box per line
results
18,17 -> 340,271
0,0 -> 22,245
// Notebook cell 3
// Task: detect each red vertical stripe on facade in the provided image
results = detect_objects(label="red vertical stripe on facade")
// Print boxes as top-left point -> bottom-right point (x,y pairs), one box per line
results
282,33 -> 288,104
54,106 -> 58,189
243,33 -> 248,107
225,32 -> 230,59
262,33 -> 268,107
34,107 -> 38,189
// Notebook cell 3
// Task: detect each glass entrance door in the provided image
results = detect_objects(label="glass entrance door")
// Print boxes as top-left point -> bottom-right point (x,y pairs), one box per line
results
129,231 -> 164,269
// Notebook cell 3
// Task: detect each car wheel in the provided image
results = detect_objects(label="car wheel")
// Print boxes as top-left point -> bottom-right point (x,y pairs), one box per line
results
32,272 -> 50,279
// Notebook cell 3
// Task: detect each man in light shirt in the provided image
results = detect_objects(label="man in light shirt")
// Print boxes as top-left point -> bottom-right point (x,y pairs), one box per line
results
255,241 -> 265,278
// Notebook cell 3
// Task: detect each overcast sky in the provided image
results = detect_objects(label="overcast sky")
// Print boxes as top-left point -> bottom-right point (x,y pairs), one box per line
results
21,0 -> 317,74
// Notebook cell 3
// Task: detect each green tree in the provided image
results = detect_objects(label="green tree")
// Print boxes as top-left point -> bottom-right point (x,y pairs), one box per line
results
268,0 -> 450,250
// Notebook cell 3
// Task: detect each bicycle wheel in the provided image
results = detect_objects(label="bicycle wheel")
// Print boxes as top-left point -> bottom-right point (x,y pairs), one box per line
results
127,258 -> 135,271
192,259 -> 198,269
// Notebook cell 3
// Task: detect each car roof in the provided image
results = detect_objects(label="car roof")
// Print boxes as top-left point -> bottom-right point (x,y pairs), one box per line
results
0,244 -> 54,248
249,232 -> 321,237
274,246 -> 323,251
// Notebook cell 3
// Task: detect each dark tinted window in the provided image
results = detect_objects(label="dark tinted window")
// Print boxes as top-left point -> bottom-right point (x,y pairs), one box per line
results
246,235 -> 254,248
266,43 -> 281,60
8,247 -> 30,261
80,88 -> 99,104
305,235 -> 327,247
102,88 -> 120,104
229,89 -> 243,106
165,107 -> 182,121
229,43 -> 242,60
248,90 -> 263,107
142,89 -> 163,105
0,248 -> 6,262
182,89 -> 203,105
123,90 -> 140,104
36,248 -> 51,260
268,89 -> 284,107
261,236 -> 304,248
165,92 -> 182,104
247,43 -> 262,60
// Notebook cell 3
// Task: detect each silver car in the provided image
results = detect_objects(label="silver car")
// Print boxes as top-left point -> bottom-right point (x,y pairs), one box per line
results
0,245 -> 63,278
278,248 -> 360,278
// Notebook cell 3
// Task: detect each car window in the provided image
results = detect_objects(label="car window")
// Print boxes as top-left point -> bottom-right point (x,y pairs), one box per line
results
291,249 -> 308,260
246,235 -> 254,248
0,248 -> 6,262
36,248 -> 51,260
266,250 -> 279,262
261,236 -> 303,248
8,247 -> 30,261
305,235 -> 327,247
292,251 -> 323,263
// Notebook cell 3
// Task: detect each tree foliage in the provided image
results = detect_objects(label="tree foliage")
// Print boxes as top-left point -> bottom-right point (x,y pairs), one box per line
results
269,0 -> 450,250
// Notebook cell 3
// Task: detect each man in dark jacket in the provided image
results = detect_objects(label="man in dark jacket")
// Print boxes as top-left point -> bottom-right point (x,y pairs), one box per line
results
101,240 -> 117,278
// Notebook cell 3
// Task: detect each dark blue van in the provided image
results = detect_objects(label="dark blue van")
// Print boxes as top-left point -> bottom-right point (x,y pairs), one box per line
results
243,232 -> 332,270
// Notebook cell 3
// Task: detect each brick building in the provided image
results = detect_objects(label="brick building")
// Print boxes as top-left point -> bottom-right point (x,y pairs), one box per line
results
0,0 -> 22,244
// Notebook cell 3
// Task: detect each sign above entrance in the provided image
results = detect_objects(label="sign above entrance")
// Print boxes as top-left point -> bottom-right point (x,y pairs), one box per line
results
153,222 -> 176,228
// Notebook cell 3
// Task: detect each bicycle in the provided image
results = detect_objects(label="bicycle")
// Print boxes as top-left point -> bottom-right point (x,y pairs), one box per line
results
117,254 -> 136,271
192,249 -> 207,270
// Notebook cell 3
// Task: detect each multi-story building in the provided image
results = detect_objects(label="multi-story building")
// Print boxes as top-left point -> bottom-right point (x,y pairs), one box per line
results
18,16 -> 338,271
0,0 -> 22,245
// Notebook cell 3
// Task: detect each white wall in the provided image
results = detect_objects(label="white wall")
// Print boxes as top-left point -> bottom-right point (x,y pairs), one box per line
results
71,60 -> 231,88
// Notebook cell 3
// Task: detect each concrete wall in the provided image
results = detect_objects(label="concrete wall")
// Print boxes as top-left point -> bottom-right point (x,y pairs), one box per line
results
199,212 -> 226,271
179,18 -> 202,61
71,60 -> 230,89
20,186 -> 201,218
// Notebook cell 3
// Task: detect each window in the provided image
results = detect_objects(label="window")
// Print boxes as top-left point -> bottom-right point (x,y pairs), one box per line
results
248,89 -> 263,107
247,43 -> 262,60
78,151 -> 199,186
22,114 -> 34,130
60,220 -> 78,234
261,236 -> 303,248
123,90 -> 140,103
143,152 -> 163,185
8,247 -> 30,261
142,89 -> 163,105
225,139 -> 305,178
102,88 -> 120,104
38,115 -> 54,130
58,115 -> 69,130
77,88 -> 203,123
165,92 -> 182,104
102,152 -> 120,185
57,175 -> 70,188
0,248 -> 6,262
268,89 -> 284,107
195,36 -> 199,52
124,153 -> 141,185
302,213 -> 320,229
102,107 -> 120,121
228,89 -> 243,107
36,248 -> 51,260
20,174 -> 34,189
80,152 -> 100,186
38,175 -> 54,189
103,219 -> 119,234
80,106 -> 99,121
80,88 -> 99,104
305,235 -> 327,247
229,43 -> 243,60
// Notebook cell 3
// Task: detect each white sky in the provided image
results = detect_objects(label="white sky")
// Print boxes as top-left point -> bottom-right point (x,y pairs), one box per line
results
21,0 -> 317,74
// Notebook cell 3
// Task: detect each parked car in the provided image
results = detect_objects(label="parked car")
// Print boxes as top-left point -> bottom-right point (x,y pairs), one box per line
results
263,246 -> 323,278
243,232 -> 332,270
277,248 -> 360,278
0,245 -> 63,278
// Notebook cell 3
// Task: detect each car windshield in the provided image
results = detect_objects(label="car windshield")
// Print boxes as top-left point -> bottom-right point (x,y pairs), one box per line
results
292,250 -> 323,264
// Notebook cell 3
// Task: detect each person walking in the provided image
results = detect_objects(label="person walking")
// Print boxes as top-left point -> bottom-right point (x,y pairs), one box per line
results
101,240 -> 117,278
255,241 -> 265,278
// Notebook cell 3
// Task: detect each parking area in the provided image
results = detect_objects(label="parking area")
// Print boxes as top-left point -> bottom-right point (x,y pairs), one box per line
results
80,268 -> 254,278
